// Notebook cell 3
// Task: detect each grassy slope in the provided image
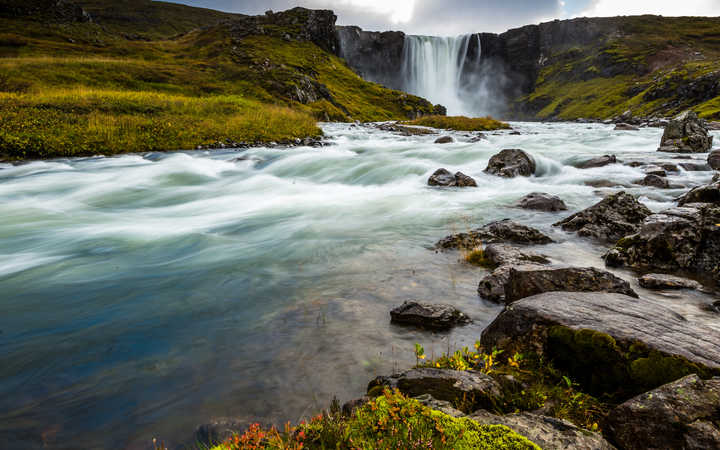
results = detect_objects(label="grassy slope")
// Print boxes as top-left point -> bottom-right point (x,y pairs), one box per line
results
0,2 -> 440,159
521,16 -> 720,120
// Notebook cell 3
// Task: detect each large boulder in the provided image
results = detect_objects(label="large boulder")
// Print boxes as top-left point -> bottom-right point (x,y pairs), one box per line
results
515,192 -> 568,212
606,374 -> 720,450
470,410 -> 616,450
554,192 -> 652,242
678,181 -> 720,206
638,273 -> 703,291
658,111 -> 714,153
436,219 -> 553,250
390,301 -> 471,330
504,266 -> 638,303
481,292 -> 720,397
709,150 -> 720,170
574,154 -> 617,169
428,168 -> 477,187
368,368 -> 501,411
484,149 -> 536,178
605,204 -> 720,279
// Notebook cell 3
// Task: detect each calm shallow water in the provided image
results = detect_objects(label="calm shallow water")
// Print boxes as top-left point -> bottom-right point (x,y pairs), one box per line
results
0,122 -> 718,449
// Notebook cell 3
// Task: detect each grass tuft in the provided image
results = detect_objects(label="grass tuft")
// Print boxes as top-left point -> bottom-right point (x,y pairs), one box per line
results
404,115 -> 510,131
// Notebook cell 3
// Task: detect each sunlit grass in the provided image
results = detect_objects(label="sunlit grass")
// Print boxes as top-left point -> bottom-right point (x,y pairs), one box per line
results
405,115 -> 511,131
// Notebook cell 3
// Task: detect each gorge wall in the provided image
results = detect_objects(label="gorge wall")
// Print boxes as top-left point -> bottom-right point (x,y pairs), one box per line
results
337,16 -> 720,120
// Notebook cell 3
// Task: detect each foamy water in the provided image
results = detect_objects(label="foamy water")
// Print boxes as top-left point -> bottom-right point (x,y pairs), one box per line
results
0,122 -> 717,448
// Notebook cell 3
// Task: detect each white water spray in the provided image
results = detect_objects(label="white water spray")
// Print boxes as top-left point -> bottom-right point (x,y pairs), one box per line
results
401,34 -> 481,116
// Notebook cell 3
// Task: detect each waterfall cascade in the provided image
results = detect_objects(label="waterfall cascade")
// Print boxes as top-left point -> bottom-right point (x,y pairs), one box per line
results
401,34 -> 483,116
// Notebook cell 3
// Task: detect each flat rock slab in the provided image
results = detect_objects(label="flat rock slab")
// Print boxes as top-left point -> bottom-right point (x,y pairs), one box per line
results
554,191 -> 652,243
483,244 -> 550,267
638,273 -> 703,291
606,374 -> 720,450
470,410 -> 616,450
390,301 -> 471,330
481,292 -> 720,395
436,219 -> 553,250
504,266 -> 638,303
575,154 -> 617,169
368,368 -> 501,411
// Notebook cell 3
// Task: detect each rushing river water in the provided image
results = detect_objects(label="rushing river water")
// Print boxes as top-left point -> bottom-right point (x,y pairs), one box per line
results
0,122 -> 718,449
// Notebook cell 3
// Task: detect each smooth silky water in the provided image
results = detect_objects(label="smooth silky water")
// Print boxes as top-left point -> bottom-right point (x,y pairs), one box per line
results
0,122 -> 718,449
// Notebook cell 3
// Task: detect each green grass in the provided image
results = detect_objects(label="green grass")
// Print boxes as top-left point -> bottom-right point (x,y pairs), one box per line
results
404,115 -> 510,131
0,88 -> 321,159
0,6 -> 442,159
210,389 -> 539,450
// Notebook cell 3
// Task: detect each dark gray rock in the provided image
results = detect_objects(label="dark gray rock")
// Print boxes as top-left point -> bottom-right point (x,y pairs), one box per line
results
368,368 -> 501,411
554,191 -> 652,242
390,301 -> 471,330
428,168 -> 477,187
434,136 -> 454,144
606,375 -> 720,450
478,264 -> 546,303
614,123 -> 639,131
660,162 -> 681,173
484,149 -> 536,178
644,165 -> 668,177
504,266 -> 638,303
583,179 -> 629,188
483,244 -> 550,267
481,292 -> 720,396
635,174 -> 672,189
604,204 -> 720,279
470,410 -> 616,450
516,192 -> 568,212
709,150 -> 720,171
714,172 -> 720,183
678,181 -> 720,206
638,273 -> 703,291
658,111 -> 714,153
680,162 -> 712,171
436,219 -> 553,249
575,154 -> 617,169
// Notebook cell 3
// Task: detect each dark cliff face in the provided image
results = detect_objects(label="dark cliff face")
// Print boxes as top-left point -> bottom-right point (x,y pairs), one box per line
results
336,26 -> 407,90
222,7 -> 339,54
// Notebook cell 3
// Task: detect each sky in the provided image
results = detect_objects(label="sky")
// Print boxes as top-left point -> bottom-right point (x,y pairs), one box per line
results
177,0 -> 720,34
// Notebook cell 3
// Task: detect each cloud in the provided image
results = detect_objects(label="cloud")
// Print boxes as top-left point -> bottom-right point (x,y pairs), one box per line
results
580,0 -> 720,17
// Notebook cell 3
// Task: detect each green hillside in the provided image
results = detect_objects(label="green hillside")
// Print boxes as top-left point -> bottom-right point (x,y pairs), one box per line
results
519,15 -> 720,120
0,1 -> 441,160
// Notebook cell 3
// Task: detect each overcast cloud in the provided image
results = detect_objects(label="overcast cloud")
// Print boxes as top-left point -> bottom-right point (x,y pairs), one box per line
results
177,0 -> 720,35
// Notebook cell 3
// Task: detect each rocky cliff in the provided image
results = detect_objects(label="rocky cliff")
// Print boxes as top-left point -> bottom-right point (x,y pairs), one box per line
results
337,15 -> 720,120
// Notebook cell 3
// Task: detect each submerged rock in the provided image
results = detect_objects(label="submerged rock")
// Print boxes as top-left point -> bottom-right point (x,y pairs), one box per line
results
484,149 -> 536,178
614,123 -> 639,131
436,219 -> 553,250
554,191 -> 652,242
481,291 -> 720,397
368,368 -> 501,411
390,301 -> 471,330
574,154 -> 617,169
638,273 -> 703,291
427,168 -> 477,187
680,162 -> 712,171
470,410 -> 616,450
658,111 -> 714,153
434,136 -> 454,144
635,174 -> 673,189
643,165 -> 667,177
504,266 -> 638,303
605,203 -> 720,279
606,374 -> 720,450
515,192 -> 568,212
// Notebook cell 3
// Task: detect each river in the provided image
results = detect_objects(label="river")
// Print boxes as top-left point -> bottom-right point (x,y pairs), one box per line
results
0,121 -> 717,449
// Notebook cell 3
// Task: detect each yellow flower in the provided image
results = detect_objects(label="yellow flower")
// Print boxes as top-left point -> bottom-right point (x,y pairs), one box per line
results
436,363 -> 441,368
419,355 -> 426,360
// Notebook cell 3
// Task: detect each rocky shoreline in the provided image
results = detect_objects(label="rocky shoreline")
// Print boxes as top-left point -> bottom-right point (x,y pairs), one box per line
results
196,112 -> 720,449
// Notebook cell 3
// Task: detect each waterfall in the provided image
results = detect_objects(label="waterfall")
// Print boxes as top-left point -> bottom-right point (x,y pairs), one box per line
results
401,34 -> 482,116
